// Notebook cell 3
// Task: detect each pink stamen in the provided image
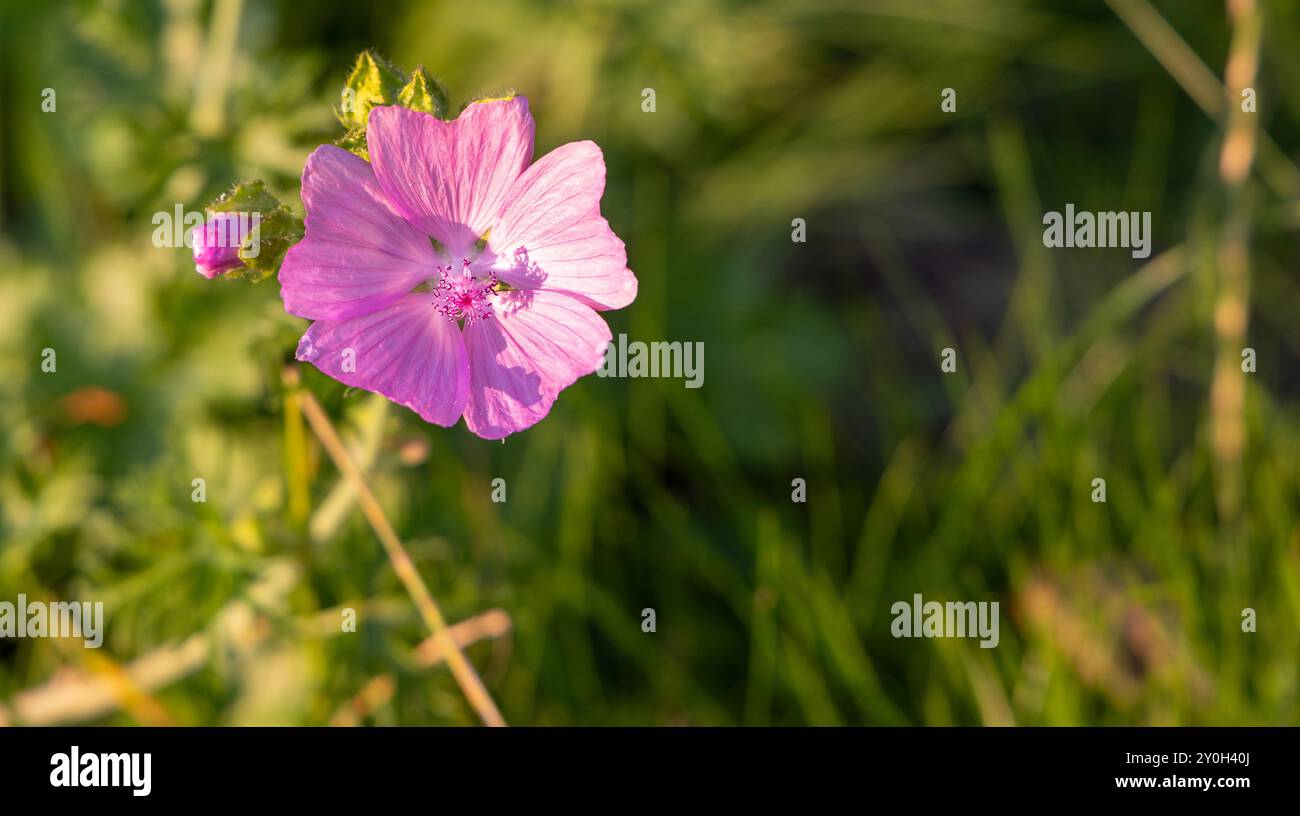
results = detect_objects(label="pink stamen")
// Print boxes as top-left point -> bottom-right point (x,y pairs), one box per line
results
431,259 -> 496,325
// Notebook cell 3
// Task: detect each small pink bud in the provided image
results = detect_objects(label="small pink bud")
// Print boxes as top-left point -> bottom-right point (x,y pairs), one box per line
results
192,212 -> 253,278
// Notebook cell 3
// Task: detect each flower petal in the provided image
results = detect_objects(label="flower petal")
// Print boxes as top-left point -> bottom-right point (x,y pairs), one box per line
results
368,99 -> 534,256
296,293 -> 470,427
462,290 -> 612,439
488,141 -> 637,310
279,145 -> 437,321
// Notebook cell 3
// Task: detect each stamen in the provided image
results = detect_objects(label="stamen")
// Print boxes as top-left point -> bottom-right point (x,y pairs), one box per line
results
431,259 -> 497,325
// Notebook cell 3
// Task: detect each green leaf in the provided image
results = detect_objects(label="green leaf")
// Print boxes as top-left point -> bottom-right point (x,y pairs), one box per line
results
338,50 -> 406,130
397,66 -> 450,118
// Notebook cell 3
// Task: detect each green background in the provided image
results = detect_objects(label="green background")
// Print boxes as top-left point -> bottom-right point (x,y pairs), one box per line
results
2,0 -> 1299,725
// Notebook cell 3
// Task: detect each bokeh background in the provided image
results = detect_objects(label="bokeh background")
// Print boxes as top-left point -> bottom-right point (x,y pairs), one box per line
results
2,0 -> 1299,725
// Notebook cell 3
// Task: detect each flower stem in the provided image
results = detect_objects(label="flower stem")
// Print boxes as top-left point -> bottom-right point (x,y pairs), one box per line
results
282,382 -> 311,531
1210,0 -> 1260,525
293,376 -> 507,727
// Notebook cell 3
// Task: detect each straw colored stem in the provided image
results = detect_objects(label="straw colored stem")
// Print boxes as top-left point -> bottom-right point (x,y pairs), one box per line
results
295,384 -> 507,727
1209,0 -> 1261,523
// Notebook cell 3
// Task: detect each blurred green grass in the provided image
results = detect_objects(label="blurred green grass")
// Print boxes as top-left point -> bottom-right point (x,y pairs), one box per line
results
1,0 -> 1299,725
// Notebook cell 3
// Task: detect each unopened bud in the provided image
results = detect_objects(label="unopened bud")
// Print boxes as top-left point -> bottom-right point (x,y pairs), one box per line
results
192,212 -> 255,278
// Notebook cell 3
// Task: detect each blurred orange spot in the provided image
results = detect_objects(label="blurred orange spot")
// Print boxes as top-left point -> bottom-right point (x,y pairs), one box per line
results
59,387 -> 128,427
396,435 -> 431,465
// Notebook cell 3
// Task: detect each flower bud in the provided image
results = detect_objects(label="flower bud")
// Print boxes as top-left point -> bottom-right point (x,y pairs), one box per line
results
192,212 -> 254,278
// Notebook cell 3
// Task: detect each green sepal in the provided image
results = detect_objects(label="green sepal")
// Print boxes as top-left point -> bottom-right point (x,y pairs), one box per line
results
337,50 -> 406,130
207,178 -> 282,216
236,208 -> 304,283
335,127 -> 369,161
398,66 -> 450,118
467,91 -> 517,105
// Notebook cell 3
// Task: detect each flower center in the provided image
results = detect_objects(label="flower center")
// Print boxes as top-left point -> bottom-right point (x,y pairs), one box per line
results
432,259 -> 497,325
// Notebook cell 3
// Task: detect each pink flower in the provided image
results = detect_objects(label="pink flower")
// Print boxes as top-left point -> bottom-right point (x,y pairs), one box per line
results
280,98 -> 636,439
192,212 -> 253,278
